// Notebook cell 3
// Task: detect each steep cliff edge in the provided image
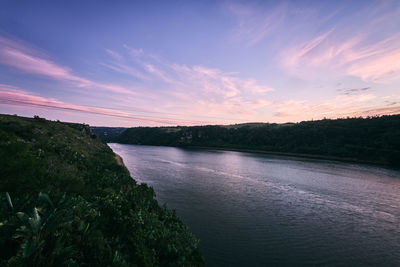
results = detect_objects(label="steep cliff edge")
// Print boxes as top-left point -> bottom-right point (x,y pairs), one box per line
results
0,114 -> 203,266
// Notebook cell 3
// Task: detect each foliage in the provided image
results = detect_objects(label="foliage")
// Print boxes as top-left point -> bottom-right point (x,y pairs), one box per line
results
108,115 -> 400,166
91,127 -> 127,143
0,114 -> 203,266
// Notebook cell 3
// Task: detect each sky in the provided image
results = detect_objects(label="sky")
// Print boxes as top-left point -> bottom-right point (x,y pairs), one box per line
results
0,0 -> 399,126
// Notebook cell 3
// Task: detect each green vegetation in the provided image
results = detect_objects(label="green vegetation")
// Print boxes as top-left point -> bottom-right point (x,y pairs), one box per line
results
0,114 -> 203,266
106,115 -> 400,166
91,127 -> 127,143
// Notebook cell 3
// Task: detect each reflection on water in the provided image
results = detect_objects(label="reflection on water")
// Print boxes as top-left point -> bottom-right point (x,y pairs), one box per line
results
109,143 -> 400,266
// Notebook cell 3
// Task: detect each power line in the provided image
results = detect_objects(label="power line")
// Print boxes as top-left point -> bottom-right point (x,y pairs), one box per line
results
0,98 -> 231,126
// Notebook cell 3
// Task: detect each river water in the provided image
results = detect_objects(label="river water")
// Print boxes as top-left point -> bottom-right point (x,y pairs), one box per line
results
109,143 -> 400,266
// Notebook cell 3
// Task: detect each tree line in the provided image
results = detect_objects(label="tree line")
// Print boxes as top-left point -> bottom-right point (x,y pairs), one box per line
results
101,115 -> 400,166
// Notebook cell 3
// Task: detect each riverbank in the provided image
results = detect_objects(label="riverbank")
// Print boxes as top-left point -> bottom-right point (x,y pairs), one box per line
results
100,115 -> 400,168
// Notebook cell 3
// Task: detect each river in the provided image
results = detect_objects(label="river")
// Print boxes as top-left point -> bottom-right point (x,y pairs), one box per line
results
109,143 -> 400,266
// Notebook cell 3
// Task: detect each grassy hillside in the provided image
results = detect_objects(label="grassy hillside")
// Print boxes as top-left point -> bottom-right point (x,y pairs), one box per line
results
111,115 -> 400,166
0,114 -> 203,266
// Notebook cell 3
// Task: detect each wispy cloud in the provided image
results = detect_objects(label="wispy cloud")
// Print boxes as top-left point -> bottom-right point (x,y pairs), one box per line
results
337,87 -> 372,95
0,36 -> 86,83
105,49 -> 122,61
101,62 -> 149,81
282,28 -> 334,71
144,63 -> 176,84
0,84 -> 129,118
0,33 -> 277,125
226,2 -> 286,45
100,45 -> 276,122
354,106 -> 400,117
272,93 -> 400,122
0,35 -> 137,95
123,45 -> 144,57
280,4 -> 400,82
346,44 -> 400,82
0,84 -> 216,125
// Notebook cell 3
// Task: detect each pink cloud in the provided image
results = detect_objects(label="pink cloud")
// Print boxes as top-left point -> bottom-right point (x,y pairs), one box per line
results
0,84 -> 215,125
272,93 -> 400,122
0,35 -> 137,95
123,44 -> 144,57
282,29 -> 334,70
347,47 -> 400,82
351,106 -> 400,117
0,35 -> 277,125
0,36 -> 89,83
161,64 -> 275,122
281,25 -> 400,82
101,62 -> 149,81
144,63 -> 176,84
105,49 -> 122,61
101,46 -> 276,123
169,63 -> 274,99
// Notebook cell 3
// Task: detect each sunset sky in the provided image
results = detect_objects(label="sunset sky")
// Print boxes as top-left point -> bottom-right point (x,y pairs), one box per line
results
0,0 -> 399,126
